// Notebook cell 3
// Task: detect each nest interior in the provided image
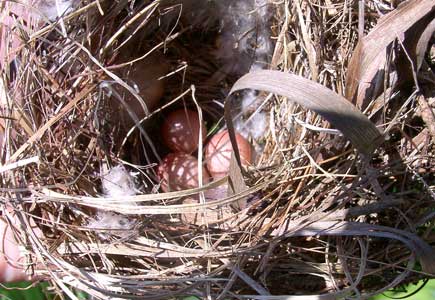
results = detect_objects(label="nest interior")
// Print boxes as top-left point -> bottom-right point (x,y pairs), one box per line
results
0,0 -> 434,299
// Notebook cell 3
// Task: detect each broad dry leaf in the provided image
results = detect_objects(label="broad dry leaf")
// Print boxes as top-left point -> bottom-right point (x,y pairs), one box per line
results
223,92 -> 250,205
396,11 -> 435,86
345,0 -> 435,109
226,153 -> 249,209
272,220 -> 435,275
225,70 -> 383,157
414,15 -> 435,71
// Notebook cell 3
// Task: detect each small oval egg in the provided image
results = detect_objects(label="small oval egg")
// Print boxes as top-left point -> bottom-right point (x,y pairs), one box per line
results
205,130 -> 253,179
0,3 -> 29,66
123,56 -> 167,113
157,153 -> 210,192
111,54 -> 168,130
0,212 -> 43,282
161,109 -> 206,153
0,218 -> 27,282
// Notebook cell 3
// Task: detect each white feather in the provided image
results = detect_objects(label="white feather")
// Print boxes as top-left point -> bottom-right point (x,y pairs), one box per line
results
33,0 -> 78,21
87,165 -> 139,239
101,165 -> 137,198
87,211 -> 136,238
246,112 -> 268,140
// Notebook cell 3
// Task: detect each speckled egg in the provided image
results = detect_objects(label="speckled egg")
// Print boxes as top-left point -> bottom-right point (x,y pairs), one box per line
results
161,109 -> 206,153
157,153 -> 210,192
205,130 -> 253,179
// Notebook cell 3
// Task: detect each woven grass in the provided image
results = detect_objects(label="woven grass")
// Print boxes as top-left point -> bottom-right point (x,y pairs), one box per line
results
1,0 -> 434,299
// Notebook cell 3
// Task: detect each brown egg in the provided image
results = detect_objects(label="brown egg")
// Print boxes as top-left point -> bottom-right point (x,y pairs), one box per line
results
111,54 -> 168,130
122,56 -> 167,113
157,153 -> 210,192
161,109 -> 206,153
205,130 -> 253,179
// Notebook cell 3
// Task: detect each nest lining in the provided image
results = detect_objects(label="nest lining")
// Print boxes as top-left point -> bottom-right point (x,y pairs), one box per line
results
0,0 -> 434,299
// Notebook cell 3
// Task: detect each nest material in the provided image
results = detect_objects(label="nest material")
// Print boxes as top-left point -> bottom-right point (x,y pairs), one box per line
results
1,0 -> 434,299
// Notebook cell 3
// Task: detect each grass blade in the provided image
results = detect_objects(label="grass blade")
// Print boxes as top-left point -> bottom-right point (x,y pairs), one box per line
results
226,70 -> 383,157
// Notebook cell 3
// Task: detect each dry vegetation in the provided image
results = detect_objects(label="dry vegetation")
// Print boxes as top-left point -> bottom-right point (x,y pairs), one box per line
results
0,0 -> 434,299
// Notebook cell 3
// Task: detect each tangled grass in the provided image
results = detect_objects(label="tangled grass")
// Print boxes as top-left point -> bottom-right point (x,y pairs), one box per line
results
0,0 -> 434,299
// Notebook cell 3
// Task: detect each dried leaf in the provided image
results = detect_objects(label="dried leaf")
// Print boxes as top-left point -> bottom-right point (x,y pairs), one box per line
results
397,11 -> 435,86
223,92 -> 250,207
227,153 -> 249,209
345,0 -> 435,109
225,70 -> 383,157
414,14 -> 435,72
272,221 -> 435,275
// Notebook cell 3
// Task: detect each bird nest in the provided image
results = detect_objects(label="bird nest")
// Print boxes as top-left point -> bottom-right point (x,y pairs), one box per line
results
1,0 -> 434,299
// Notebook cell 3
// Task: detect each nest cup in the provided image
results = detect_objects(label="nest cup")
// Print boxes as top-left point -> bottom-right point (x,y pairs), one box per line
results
1,0 -> 435,299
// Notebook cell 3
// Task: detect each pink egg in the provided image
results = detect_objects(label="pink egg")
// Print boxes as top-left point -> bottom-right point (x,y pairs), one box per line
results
161,109 -> 206,153
157,153 -> 210,192
0,218 -> 26,282
205,130 -> 253,179
0,3 -> 30,67
0,214 -> 42,282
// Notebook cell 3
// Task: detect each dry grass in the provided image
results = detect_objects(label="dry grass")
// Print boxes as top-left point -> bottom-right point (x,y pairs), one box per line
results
0,0 -> 434,299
